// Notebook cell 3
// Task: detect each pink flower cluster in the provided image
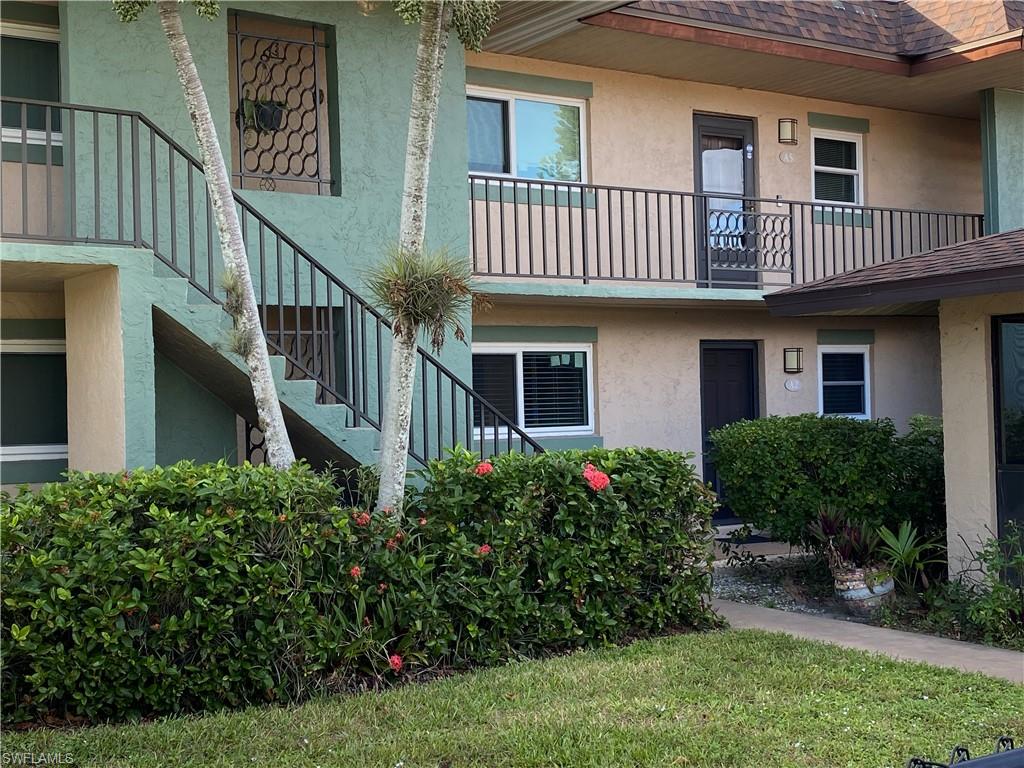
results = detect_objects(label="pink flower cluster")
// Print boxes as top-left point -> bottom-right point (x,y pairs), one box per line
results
474,461 -> 494,476
477,543 -> 492,556
389,654 -> 403,673
583,463 -> 610,492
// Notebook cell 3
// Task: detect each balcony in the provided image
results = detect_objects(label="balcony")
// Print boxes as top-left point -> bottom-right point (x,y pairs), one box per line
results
468,174 -> 984,291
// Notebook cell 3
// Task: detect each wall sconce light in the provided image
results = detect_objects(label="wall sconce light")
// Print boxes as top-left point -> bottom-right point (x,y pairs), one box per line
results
356,0 -> 381,16
783,347 -> 803,374
778,118 -> 798,145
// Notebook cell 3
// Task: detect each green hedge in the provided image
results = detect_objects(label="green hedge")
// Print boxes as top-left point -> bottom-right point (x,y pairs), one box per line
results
0,448 -> 715,723
709,414 -> 944,545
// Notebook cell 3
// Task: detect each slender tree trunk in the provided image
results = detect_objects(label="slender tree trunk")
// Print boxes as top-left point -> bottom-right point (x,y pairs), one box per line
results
157,1 -> 295,469
376,1 -> 451,514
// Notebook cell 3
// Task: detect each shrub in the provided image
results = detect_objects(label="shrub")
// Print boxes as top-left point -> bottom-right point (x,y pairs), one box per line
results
891,415 -> 945,539
0,449 -> 715,724
413,447 -> 717,659
708,414 -> 901,545
911,525 -> 1024,650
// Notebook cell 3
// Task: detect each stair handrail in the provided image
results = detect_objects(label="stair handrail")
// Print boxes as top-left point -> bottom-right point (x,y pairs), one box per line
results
1,97 -> 544,464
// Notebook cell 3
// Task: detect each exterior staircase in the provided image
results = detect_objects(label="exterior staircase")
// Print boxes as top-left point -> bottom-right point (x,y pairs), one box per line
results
1,97 -> 541,468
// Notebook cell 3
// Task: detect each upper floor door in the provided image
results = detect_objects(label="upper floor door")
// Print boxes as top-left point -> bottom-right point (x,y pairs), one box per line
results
693,114 -> 758,287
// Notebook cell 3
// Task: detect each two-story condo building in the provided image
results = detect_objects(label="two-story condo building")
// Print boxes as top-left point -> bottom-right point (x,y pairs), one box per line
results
2,1 -> 1022,542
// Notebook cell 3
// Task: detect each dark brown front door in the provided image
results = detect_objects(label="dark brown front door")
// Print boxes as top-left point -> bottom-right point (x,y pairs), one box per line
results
701,341 -> 759,520
694,114 -> 758,287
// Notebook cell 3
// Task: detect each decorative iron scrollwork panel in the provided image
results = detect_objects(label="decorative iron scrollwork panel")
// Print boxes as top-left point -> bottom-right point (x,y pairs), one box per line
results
707,208 -> 791,271
229,13 -> 331,195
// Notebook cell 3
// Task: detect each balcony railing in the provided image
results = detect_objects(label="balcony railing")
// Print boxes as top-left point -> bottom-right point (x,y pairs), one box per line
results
468,174 -> 984,289
0,98 -> 544,465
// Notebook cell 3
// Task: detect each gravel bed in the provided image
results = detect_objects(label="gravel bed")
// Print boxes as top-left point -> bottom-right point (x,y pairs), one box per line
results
712,556 -> 835,616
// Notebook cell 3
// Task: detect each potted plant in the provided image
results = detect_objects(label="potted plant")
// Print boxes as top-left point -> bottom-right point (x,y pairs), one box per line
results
809,505 -> 894,616
238,84 -> 287,134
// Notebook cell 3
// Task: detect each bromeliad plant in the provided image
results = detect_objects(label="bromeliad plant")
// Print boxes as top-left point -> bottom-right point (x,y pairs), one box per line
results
809,505 -> 885,573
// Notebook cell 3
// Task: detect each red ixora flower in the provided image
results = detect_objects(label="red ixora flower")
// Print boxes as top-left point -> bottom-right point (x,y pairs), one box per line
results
474,461 -> 494,476
349,565 -> 362,580
353,511 -> 371,527
386,538 -> 398,551
583,463 -> 611,492
389,654 -> 404,673
477,544 -> 493,556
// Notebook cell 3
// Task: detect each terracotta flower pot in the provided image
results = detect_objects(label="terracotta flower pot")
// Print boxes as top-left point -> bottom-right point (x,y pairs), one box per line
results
833,566 -> 894,617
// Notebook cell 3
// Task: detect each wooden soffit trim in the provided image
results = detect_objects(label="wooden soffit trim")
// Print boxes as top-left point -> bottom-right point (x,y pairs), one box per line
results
909,35 -> 1024,76
582,11 -> 911,75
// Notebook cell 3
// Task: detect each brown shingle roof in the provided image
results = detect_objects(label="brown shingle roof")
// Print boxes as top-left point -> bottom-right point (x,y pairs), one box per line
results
628,0 -> 1024,56
764,229 -> 1024,315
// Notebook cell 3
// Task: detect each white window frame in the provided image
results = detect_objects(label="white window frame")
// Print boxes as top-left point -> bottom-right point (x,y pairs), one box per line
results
810,128 -> 863,207
0,22 -> 63,146
472,341 -> 595,438
817,344 -> 871,420
0,338 -> 69,462
466,85 -> 589,184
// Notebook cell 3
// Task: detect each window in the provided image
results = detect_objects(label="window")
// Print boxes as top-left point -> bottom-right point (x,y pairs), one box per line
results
467,87 -> 585,182
0,340 -> 68,463
812,129 -> 862,206
472,343 -> 594,435
1,22 -> 62,147
228,12 -> 334,195
818,346 -> 870,419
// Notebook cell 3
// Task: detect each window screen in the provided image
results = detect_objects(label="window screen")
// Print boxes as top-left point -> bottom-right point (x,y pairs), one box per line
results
1,352 -> 68,446
814,136 -> 859,204
467,97 -> 508,174
821,352 -> 866,416
522,351 -> 588,429
472,353 -> 517,427
1,36 -> 61,132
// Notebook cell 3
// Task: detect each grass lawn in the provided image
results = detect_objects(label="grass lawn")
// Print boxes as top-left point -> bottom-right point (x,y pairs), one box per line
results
3,629 -> 1021,768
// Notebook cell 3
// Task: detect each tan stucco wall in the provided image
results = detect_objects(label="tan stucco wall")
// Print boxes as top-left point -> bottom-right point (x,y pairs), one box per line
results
476,303 -> 941,469
940,291 -> 1024,573
64,267 -> 126,472
1,162 -> 65,239
0,291 -> 64,319
467,52 -> 983,214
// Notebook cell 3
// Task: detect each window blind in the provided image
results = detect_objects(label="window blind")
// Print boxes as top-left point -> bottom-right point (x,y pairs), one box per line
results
821,352 -> 865,415
522,351 -> 587,429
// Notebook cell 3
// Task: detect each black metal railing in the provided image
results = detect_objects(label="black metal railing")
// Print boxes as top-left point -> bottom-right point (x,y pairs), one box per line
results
0,98 -> 543,465
468,174 -> 985,289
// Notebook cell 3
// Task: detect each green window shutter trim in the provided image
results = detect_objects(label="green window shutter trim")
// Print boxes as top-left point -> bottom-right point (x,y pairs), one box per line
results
808,112 -> 870,134
466,67 -> 593,100
0,318 -> 66,340
0,1 -> 60,26
817,329 -> 875,345
0,458 -> 68,485
812,209 -> 873,228
473,326 -> 598,343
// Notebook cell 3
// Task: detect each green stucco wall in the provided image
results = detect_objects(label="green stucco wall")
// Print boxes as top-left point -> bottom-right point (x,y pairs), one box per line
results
60,0 -> 471,382
155,352 -> 238,465
980,88 -> 1024,233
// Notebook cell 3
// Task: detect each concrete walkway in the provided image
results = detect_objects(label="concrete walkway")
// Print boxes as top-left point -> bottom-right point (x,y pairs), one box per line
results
714,599 -> 1024,684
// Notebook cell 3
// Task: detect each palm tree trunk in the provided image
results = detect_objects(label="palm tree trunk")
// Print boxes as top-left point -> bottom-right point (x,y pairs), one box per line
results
157,1 -> 295,469
376,0 -> 451,514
